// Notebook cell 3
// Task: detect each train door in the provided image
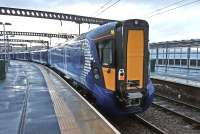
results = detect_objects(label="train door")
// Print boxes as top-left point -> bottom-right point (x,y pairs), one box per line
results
126,29 -> 145,89
115,20 -> 149,99
96,39 -> 116,91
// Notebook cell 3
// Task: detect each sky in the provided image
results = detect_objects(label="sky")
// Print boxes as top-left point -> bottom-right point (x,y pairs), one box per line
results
0,0 -> 200,47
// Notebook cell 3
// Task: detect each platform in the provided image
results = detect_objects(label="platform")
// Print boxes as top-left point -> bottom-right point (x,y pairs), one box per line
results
0,61 -> 119,134
151,67 -> 200,88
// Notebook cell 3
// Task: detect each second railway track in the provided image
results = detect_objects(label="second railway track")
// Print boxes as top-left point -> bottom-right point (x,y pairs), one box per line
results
154,94 -> 200,123
139,104 -> 200,134
155,93 -> 200,111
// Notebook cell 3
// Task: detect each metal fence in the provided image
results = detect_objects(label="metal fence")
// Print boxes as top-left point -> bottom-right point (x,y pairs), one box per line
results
149,39 -> 200,73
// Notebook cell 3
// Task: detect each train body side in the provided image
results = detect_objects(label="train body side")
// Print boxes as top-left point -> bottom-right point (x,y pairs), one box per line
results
9,19 -> 154,116
48,36 -> 153,115
9,52 -> 30,61
31,50 -> 48,64
48,41 -> 91,86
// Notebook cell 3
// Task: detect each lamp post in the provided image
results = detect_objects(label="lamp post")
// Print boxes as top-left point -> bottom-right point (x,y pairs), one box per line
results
0,22 -> 12,61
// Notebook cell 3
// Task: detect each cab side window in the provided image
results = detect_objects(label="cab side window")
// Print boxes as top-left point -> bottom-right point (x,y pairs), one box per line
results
96,39 -> 113,66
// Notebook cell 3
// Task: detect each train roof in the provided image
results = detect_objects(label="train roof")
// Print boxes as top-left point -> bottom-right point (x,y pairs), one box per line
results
86,21 -> 118,39
31,49 -> 48,52
67,21 -> 118,41
49,19 -> 148,49
82,19 -> 148,40
9,51 -> 30,54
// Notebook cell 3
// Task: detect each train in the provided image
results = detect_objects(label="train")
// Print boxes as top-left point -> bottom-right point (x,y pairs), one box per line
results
2,19 -> 154,116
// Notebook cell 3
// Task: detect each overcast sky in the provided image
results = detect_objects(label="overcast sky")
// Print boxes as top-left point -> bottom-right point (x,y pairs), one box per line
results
0,0 -> 200,46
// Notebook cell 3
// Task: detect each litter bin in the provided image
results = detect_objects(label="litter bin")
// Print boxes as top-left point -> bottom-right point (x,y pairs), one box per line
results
0,59 -> 6,80
150,59 -> 156,72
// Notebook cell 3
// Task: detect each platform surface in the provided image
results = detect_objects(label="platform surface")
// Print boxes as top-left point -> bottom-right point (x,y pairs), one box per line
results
151,67 -> 200,88
0,61 -> 60,134
0,61 -> 119,134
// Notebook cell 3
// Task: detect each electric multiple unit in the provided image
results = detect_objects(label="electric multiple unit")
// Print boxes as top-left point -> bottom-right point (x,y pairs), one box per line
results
7,19 -> 154,115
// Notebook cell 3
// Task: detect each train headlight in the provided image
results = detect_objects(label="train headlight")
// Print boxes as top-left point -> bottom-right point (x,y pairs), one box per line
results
134,20 -> 139,25
93,68 -> 100,80
94,74 -> 100,80
93,68 -> 98,74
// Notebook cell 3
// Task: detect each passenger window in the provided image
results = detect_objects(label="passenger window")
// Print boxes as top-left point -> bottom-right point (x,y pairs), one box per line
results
97,39 -> 113,66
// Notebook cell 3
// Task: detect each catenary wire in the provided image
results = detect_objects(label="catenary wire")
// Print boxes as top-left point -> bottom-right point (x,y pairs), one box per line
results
147,0 -> 200,18
146,0 -> 188,16
92,0 -> 113,16
95,0 -> 121,17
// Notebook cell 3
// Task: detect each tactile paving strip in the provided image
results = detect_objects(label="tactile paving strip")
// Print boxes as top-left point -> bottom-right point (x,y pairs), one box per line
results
36,63 -> 120,134
39,66 -> 81,134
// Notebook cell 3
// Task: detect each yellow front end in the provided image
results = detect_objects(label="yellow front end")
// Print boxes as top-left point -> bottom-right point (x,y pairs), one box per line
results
127,30 -> 144,89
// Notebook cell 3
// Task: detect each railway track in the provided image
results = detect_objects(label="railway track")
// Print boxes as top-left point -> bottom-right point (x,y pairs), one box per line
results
152,103 -> 200,125
106,114 -> 161,134
126,93 -> 200,134
155,93 -> 200,111
154,94 -> 200,124
138,105 -> 200,134
134,114 -> 167,134
152,78 -> 200,108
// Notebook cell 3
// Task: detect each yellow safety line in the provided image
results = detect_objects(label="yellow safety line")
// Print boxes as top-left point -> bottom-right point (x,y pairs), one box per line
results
38,66 -> 81,134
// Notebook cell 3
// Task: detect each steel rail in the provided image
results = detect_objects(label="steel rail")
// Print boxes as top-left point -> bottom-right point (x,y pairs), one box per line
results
152,103 -> 200,125
134,114 -> 167,134
155,93 -> 200,111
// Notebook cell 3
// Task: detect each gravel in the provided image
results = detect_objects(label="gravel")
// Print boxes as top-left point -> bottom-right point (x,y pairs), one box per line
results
138,105 -> 200,134
155,96 -> 200,121
107,116 -> 156,134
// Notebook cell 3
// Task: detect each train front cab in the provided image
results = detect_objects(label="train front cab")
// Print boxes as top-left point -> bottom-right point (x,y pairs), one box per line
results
94,20 -> 154,115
